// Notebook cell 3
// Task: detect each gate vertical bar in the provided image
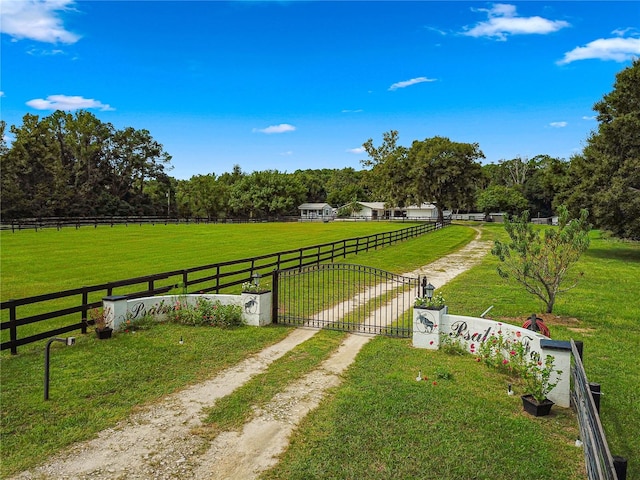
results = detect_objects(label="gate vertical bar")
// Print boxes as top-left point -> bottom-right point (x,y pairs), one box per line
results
272,269 -> 279,324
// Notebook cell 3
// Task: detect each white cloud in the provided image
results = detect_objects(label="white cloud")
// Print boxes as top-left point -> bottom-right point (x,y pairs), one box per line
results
463,4 -> 570,40
612,27 -> 638,37
347,147 -> 365,154
558,37 -> 640,64
0,91 -> 4,97
388,77 -> 436,91
341,109 -> 363,113
252,123 -> 296,134
0,0 -> 80,44
280,151 -> 293,156
550,121 -> 568,128
26,94 -> 114,111
27,47 -> 66,56
582,116 -> 596,121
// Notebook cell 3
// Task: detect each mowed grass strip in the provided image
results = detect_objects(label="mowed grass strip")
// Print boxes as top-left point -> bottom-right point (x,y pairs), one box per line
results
262,337 -> 584,480
199,329 -> 346,438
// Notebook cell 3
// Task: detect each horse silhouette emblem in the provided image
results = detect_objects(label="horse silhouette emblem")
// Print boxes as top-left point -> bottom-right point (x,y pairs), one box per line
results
417,313 -> 435,333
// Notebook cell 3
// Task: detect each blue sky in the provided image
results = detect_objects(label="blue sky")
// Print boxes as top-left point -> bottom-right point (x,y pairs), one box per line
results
1,1 -> 639,180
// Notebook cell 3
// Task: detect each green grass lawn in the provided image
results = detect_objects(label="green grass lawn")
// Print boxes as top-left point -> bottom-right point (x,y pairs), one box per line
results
0,221 -> 425,300
1,222 -> 637,479
262,337 -> 584,480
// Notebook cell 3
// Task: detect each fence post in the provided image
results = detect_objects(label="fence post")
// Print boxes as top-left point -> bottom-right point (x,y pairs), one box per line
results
540,339 -> 572,408
182,270 -> 188,293
9,300 -> 18,355
271,269 -> 279,324
103,295 -> 128,331
81,287 -> 88,334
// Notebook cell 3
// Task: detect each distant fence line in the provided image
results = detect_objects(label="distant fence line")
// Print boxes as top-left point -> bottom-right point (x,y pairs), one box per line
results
0,216 -> 296,231
1,220 -> 449,354
571,340 -> 628,480
1,215 -> 439,231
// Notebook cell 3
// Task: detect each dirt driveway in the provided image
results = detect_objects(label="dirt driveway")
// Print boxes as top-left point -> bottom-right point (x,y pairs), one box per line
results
13,230 -> 490,480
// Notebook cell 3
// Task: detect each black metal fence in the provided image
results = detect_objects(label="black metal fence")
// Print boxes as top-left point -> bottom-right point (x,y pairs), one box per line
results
571,340 -> 628,480
1,220 -> 448,354
273,263 -> 419,337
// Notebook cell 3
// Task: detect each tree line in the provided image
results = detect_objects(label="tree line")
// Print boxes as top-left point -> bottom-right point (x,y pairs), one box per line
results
1,60 -> 638,239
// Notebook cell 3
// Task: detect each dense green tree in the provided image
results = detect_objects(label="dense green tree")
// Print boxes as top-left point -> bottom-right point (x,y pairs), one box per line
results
361,130 -> 412,208
482,155 -> 570,217
407,136 -> 484,221
477,185 -> 528,216
293,169 -> 330,203
492,205 -> 591,313
325,168 -> 368,207
228,170 -> 306,218
362,132 -> 484,220
177,174 -> 225,219
1,111 -> 172,219
524,155 -> 570,218
561,59 -> 640,239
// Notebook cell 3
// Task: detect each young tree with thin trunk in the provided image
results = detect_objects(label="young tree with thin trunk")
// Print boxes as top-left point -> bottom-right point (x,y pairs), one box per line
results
491,205 -> 590,313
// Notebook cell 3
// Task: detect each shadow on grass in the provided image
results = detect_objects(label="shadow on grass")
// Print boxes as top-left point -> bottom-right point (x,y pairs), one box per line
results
585,246 -> 640,263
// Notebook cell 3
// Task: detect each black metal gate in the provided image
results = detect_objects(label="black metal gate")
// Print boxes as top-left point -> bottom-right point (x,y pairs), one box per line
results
273,264 -> 420,337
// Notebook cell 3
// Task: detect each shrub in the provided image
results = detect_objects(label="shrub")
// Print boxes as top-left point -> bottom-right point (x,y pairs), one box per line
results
168,297 -> 244,328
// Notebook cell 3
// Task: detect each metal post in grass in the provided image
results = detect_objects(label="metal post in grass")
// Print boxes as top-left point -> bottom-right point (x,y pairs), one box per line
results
613,456 -> 628,480
44,337 -> 76,401
589,383 -> 602,413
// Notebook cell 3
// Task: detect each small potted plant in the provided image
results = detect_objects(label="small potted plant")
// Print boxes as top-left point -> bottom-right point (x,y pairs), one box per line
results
241,273 -> 270,294
414,292 -> 445,310
90,307 -> 113,339
521,354 -> 562,416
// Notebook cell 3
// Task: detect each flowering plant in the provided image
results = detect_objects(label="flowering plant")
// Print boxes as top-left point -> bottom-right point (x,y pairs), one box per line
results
524,355 -> 562,403
414,292 -> 445,309
241,281 -> 269,293
477,329 -> 528,378
475,327 -> 562,403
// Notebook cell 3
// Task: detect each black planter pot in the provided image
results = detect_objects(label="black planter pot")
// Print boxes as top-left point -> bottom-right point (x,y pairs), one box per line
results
521,394 -> 554,416
95,327 -> 113,340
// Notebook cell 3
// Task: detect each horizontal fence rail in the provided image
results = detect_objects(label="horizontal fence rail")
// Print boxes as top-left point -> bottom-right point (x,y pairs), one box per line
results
1,220 -> 449,354
0,216 -> 299,231
571,340 -> 622,480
